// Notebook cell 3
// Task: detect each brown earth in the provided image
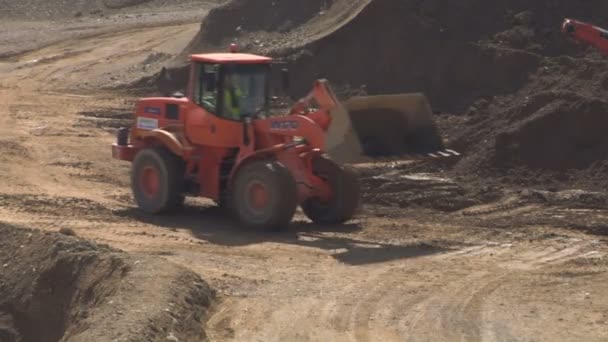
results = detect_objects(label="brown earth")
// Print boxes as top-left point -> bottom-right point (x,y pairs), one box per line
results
0,223 -> 213,342
0,0 -> 223,59
0,0 -> 221,20
166,0 -> 608,190
1,1 -> 608,341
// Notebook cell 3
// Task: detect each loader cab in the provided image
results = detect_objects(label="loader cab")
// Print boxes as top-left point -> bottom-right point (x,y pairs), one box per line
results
190,52 -> 274,121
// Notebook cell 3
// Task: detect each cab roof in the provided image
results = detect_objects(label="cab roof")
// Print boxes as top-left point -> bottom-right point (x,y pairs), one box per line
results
190,53 -> 272,64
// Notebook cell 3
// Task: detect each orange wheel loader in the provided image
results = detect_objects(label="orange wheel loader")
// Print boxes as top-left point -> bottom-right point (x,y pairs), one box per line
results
112,46 -> 454,230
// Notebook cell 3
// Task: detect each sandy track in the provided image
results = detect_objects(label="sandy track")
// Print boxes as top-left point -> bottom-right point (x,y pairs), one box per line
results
0,0 -> 222,58
0,19 -> 607,342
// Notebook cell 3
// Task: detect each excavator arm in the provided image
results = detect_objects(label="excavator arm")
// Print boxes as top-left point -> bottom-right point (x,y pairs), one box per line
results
562,18 -> 608,55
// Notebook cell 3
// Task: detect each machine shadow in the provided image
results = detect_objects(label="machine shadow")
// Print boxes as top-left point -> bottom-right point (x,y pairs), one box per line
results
115,204 -> 449,265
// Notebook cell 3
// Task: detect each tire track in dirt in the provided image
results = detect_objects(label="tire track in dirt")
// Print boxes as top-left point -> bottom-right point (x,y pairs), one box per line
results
199,234 -> 600,342
347,268 -> 427,342
406,271 -> 499,341
403,242 -> 588,341
314,267 -> 402,341
5,24 -> 198,91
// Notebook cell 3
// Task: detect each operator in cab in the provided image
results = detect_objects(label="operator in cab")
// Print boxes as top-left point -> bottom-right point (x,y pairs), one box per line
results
224,73 -> 243,120
223,69 -> 266,120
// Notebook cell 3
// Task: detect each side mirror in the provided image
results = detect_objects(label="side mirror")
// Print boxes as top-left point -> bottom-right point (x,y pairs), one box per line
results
203,72 -> 217,92
281,68 -> 290,92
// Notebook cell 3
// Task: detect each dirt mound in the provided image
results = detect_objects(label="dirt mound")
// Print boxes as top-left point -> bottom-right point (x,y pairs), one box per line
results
150,0 -> 370,93
451,53 -> 608,189
0,223 -> 214,342
181,0 -> 370,52
161,0 -> 608,190
493,94 -> 608,170
167,0 -> 608,107
175,0 -> 569,109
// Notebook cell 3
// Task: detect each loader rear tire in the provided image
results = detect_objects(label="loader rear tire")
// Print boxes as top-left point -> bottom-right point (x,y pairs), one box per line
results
230,160 -> 297,231
131,147 -> 185,214
301,156 -> 360,224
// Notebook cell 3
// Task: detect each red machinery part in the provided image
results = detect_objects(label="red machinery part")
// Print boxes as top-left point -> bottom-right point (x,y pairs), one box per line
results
562,18 -> 608,55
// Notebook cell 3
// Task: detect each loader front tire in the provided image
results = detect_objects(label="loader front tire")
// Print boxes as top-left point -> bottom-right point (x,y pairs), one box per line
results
131,147 -> 185,214
230,160 -> 297,231
301,156 -> 360,225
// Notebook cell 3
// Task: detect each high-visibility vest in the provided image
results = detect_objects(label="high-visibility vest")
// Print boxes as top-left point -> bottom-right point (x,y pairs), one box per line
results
224,87 -> 242,119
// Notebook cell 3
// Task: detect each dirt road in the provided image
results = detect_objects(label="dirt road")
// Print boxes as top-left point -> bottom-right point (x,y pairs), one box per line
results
1,17 -> 607,342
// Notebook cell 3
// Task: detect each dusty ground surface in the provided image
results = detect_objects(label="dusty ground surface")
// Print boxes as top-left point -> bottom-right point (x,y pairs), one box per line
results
0,0 -> 222,58
0,224 -> 213,342
1,1 -> 608,341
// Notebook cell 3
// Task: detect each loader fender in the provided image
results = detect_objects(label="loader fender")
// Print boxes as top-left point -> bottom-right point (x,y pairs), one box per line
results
140,129 -> 185,158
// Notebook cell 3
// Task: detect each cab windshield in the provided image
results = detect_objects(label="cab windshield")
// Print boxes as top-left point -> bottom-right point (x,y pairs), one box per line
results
192,62 -> 272,120
225,64 -> 269,118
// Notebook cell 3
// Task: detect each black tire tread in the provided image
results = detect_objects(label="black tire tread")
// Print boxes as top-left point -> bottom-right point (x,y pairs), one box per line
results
301,155 -> 360,224
131,147 -> 185,214
230,160 -> 297,231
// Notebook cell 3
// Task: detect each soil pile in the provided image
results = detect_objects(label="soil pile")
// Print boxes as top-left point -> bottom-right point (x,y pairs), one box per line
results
171,0 -> 608,190
474,92 -> 608,170
181,0 -> 370,54
152,0 -> 370,93
176,0 -> 588,109
0,223 -> 214,342
452,55 -> 608,190
357,166 -> 498,212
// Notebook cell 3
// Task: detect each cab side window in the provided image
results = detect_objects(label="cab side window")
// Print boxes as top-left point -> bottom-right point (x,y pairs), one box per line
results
193,63 -> 220,114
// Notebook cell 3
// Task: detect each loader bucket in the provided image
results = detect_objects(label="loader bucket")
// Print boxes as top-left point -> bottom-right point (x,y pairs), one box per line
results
326,93 -> 458,164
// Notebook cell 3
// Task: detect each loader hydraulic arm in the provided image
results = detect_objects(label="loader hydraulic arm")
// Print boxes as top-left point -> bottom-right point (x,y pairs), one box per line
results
288,79 -> 339,131
562,18 -> 608,55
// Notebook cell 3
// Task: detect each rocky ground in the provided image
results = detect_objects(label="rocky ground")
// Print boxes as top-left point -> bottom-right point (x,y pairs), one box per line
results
0,224 -> 213,341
